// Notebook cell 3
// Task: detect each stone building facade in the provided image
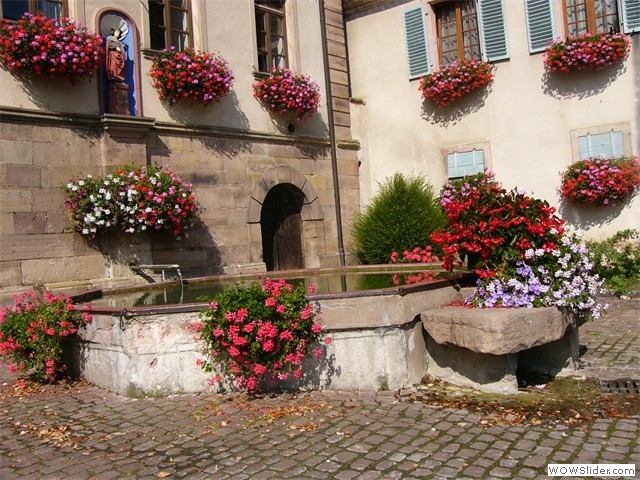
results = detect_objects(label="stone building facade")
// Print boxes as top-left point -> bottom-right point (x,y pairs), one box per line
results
0,0 -> 360,293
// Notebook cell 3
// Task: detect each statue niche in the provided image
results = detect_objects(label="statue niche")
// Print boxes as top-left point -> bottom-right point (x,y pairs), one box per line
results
100,12 -> 135,115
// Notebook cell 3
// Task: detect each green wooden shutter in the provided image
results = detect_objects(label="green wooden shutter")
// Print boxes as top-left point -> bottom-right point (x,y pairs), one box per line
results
403,5 -> 430,79
478,0 -> 509,61
621,0 -> 640,33
524,0 -> 556,53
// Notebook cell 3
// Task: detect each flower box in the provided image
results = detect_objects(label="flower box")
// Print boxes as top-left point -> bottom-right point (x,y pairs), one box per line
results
0,13 -> 104,85
544,32 -> 631,72
64,164 -> 199,237
560,156 -> 640,206
419,59 -> 494,108
150,47 -> 234,105
253,67 -> 321,119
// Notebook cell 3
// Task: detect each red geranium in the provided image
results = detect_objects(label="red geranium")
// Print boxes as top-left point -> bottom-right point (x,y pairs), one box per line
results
0,13 -> 104,84
561,156 -> 640,206
544,32 -> 630,72
431,172 -> 565,276
150,47 -> 234,105
419,59 -> 494,108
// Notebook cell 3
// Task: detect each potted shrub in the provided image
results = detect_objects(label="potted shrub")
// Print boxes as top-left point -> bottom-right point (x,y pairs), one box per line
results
0,13 -> 104,84
64,164 -> 199,237
194,278 -> 330,392
419,58 -> 494,108
544,32 -> 631,72
149,47 -> 234,105
560,156 -> 640,206
253,67 -> 321,119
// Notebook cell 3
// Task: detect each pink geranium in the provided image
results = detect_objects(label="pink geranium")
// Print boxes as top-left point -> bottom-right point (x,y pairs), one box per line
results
544,32 -> 630,72
253,67 -> 320,118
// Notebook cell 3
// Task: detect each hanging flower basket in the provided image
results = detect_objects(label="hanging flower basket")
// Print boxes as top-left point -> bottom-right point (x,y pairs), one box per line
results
560,156 -> 640,207
64,164 -> 199,237
253,67 -> 321,119
419,59 -> 494,109
544,32 -> 631,72
150,47 -> 234,105
0,13 -> 104,84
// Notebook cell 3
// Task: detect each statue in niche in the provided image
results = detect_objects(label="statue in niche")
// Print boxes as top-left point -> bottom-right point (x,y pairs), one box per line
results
106,28 -> 126,82
100,14 -> 131,115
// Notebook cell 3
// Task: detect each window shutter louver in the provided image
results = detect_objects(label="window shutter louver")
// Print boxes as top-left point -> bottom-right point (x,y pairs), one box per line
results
478,0 -> 509,61
403,5 -> 430,79
524,0 -> 556,53
621,0 -> 640,33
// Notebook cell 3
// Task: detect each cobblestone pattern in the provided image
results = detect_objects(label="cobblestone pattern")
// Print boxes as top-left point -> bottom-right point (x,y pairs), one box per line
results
0,297 -> 638,480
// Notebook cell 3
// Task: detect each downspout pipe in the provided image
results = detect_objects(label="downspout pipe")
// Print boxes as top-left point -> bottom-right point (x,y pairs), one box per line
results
319,0 -> 346,266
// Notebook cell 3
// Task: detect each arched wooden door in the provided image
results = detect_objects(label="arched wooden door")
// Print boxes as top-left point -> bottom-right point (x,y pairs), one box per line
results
260,184 -> 304,271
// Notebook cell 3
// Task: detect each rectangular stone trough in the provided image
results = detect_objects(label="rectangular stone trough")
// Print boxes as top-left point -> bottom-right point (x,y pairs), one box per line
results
76,280 -> 469,396
421,306 -> 581,394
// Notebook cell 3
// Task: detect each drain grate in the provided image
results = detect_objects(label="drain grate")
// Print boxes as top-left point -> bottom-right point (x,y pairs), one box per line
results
600,379 -> 640,394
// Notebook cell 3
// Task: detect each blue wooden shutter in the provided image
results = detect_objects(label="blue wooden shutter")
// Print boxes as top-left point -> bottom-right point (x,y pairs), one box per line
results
524,0 -> 556,53
578,131 -> 625,159
403,5 -> 430,79
448,150 -> 485,178
478,0 -> 509,61
621,0 -> 640,33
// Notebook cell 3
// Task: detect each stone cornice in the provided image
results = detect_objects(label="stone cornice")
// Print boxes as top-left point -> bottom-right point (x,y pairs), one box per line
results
0,106 -> 352,148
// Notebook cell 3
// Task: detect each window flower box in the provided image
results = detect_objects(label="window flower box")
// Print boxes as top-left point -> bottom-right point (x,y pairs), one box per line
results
149,47 -> 234,105
0,13 -> 104,85
253,67 -> 321,119
544,32 -> 631,72
560,156 -> 640,207
419,59 -> 494,109
64,164 -> 199,237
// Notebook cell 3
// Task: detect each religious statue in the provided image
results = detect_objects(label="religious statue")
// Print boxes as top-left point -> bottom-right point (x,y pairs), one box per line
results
106,28 -> 126,82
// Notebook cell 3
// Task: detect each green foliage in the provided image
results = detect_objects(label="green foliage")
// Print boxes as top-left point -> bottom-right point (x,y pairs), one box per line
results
351,173 -> 447,265
587,229 -> 640,296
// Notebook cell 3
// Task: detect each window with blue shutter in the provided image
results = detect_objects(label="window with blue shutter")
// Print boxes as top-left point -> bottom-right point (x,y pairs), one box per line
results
403,5 -> 430,79
524,0 -> 556,53
478,0 -> 509,61
622,0 -> 640,32
578,131 -> 624,159
447,150 -> 486,179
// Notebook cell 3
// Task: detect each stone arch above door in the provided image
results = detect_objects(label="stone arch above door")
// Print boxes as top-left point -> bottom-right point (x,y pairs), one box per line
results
248,166 -> 324,223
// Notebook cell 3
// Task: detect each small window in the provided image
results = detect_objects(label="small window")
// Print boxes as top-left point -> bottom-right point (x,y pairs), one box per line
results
148,0 -> 191,51
1,0 -> 66,20
448,149 -> 485,179
563,0 -> 619,36
578,131 -> 624,159
435,0 -> 482,65
255,0 -> 287,73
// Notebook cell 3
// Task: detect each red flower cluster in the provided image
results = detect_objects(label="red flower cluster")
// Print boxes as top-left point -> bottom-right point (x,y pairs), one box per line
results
253,67 -> 320,119
390,245 -> 440,264
544,32 -> 630,72
431,172 -> 565,276
419,59 -> 494,108
0,13 -> 104,84
149,47 -> 234,105
0,290 -> 91,382
561,156 -> 640,207
197,278 -> 328,392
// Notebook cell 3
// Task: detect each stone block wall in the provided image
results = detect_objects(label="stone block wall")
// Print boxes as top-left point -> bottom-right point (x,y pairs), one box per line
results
0,110 -> 361,297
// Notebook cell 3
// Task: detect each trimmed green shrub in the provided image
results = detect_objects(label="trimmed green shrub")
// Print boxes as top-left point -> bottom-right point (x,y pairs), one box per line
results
587,229 -> 640,297
350,173 -> 447,264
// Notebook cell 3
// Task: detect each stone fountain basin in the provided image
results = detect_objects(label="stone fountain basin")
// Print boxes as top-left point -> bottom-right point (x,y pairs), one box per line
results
421,306 -> 580,394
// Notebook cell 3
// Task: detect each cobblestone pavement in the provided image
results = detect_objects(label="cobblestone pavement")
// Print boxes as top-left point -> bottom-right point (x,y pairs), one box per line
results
0,297 -> 638,480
